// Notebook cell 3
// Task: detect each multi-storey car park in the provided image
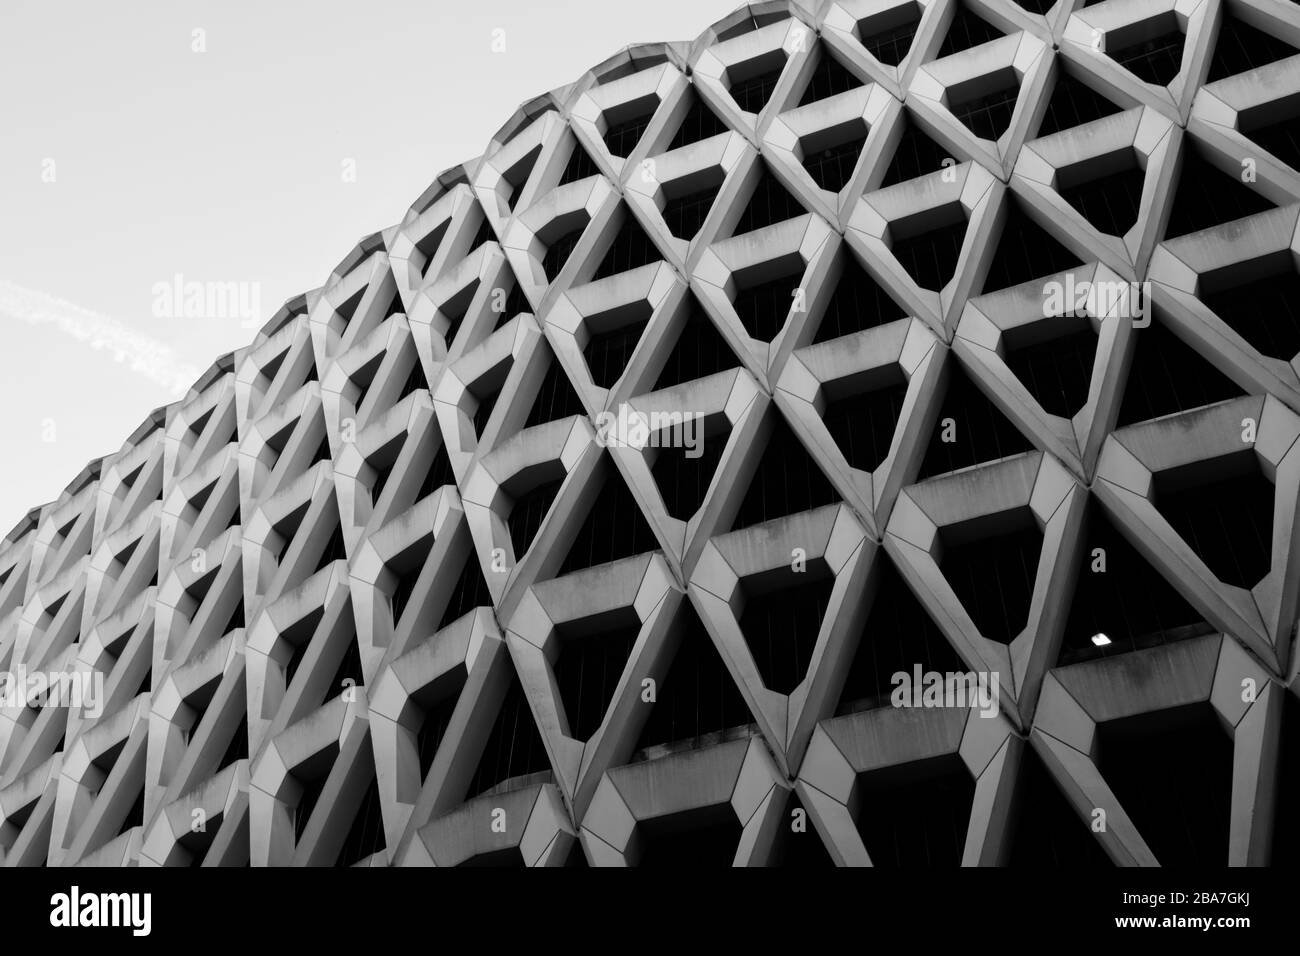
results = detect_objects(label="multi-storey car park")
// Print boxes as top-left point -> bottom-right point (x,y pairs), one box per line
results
2,0 -> 1300,867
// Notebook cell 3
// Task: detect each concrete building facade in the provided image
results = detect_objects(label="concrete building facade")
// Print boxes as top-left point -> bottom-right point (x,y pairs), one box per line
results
3,0 -> 1300,866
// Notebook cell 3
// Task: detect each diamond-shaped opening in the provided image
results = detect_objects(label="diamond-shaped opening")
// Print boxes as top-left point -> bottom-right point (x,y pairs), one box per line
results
633,605 -> 755,758
1151,449 -> 1274,589
558,141 -> 603,187
727,49 -> 788,114
889,201 -> 968,292
465,671 -> 553,801
1239,94 -> 1300,172
522,350 -> 586,429
500,143 -> 543,213
414,672 -> 465,780
665,90 -> 729,151
1056,148 -> 1146,237
733,164 -> 807,235
652,299 -> 742,391
650,415 -> 728,519
1115,317 -> 1245,427
469,354 -> 513,438
856,1 -> 922,67
731,254 -> 804,342
505,467 -> 566,558
387,532 -> 431,625
291,743 -> 339,843
917,362 -> 1035,479
768,793 -> 836,867
415,219 -> 451,278
822,362 -> 909,472
936,2 -> 1006,58
539,212 -> 591,282
982,197 -> 1082,293
938,506 -> 1043,643
555,465 -> 660,575
800,118 -> 868,192
591,211 -> 662,282
799,47 -> 864,106
836,555 -> 968,715
852,754 -> 974,866
881,115 -> 955,188
337,770 -> 385,867
1001,314 -> 1098,418
436,278 -> 480,350
947,67 -> 1021,141
602,94 -> 660,158
1200,252 -> 1300,361
634,804 -> 742,867
438,553 -> 494,632
1035,67 -> 1125,138
1207,10 -> 1298,83
1004,747 -> 1114,866
661,167 -> 724,240
553,606 -> 641,740
1106,12 -> 1187,87
1163,141 -> 1275,240
583,300 -> 651,388
731,416 -> 841,529
737,558 -> 836,694
813,253 -> 908,343
1059,500 -> 1212,667
1096,703 -> 1232,865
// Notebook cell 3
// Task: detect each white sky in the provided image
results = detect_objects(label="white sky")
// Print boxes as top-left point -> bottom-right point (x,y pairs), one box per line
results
0,0 -> 738,535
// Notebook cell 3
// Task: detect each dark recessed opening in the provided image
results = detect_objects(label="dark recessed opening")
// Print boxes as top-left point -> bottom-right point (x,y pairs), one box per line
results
437,555 -> 493,632
557,143 -> 602,187
837,556 -> 968,715
1005,746 -> 1114,866
1036,67 -> 1125,138
507,474 -> 566,558
802,129 -> 867,192
937,3 -> 1006,58
591,211 -> 661,281
1107,13 -> 1187,86
651,419 -> 728,519
556,468 -> 660,575
822,364 -> 909,472
880,115 -> 954,187
731,415 -> 841,529
799,48 -> 864,106
602,95 -> 659,158
768,793 -> 836,867
1001,316 -> 1098,418
1152,450 -> 1274,589
523,354 -> 586,428
732,166 -> 807,235
661,173 -> 723,240
813,253 -> 908,342
1163,141 -> 1275,240
1096,703 -> 1232,865
981,197 -> 1082,293
948,68 -> 1020,141
584,315 -> 649,389
634,804 -> 742,867
856,2 -> 922,67
890,204 -> 968,291
1059,500 -> 1212,666
665,91 -> 729,151
501,144 -> 542,213
633,606 -> 755,756
737,562 -> 836,694
853,754 -> 974,866
1269,692 -> 1300,862
917,362 -> 1034,479
416,681 -> 463,779
465,673 -> 554,800
731,264 -> 803,342
653,301 -> 741,390
1115,317 -> 1246,426
939,509 -> 1043,642
1239,93 -> 1300,171
1056,151 -> 1146,236
541,224 -> 587,282
1206,10 -> 1297,83
728,51 -> 788,114
337,773 -> 385,867
1200,254 -> 1300,360
553,610 -> 641,740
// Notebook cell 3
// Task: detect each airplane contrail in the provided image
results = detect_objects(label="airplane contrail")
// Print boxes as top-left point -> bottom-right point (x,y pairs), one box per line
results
0,278 -> 199,395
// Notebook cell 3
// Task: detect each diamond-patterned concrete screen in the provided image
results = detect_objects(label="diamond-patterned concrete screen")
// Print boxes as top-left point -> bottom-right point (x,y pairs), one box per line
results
3,0 -> 1300,867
